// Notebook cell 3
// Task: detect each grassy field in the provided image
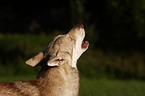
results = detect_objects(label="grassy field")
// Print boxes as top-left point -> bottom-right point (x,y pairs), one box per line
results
0,75 -> 145,96
80,78 -> 145,96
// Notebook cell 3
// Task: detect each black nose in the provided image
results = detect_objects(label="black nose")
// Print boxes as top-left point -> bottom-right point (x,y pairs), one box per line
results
73,24 -> 84,29
79,24 -> 84,28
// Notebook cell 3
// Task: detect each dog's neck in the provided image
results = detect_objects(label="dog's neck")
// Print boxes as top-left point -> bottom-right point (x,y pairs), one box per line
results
36,63 -> 79,96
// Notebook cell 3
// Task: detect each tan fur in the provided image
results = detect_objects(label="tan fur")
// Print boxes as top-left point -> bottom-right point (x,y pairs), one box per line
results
0,24 -> 89,96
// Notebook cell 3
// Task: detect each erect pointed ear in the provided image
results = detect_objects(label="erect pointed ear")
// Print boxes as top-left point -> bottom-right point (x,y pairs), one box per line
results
47,57 -> 66,66
25,52 -> 44,67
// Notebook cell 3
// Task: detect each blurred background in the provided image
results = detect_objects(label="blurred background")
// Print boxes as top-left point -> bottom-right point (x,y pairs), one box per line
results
0,0 -> 145,95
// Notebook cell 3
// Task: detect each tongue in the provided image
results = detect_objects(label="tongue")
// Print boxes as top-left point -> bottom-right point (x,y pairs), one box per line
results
82,41 -> 89,48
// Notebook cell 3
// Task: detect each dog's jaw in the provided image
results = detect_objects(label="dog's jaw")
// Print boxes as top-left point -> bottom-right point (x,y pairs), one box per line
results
68,24 -> 89,68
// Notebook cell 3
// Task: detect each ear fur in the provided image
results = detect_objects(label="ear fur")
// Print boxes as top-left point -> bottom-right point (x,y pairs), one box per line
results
25,52 -> 44,67
47,57 -> 66,66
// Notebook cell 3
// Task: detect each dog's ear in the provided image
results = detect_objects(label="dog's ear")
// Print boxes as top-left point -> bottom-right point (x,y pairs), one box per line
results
47,57 -> 66,66
25,52 -> 44,67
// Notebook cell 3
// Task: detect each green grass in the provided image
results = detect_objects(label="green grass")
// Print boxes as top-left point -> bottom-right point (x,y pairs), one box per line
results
0,75 -> 145,96
80,78 -> 145,96
0,75 -> 36,82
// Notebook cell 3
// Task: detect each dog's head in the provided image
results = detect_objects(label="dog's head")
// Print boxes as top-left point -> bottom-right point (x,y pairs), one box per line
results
26,24 -> 89,68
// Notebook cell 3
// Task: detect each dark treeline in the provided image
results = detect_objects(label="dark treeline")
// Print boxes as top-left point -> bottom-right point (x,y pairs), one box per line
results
0,0 -> 145,51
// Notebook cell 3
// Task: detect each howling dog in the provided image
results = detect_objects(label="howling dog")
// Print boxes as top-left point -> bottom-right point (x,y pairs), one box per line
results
0,24 -> 89,96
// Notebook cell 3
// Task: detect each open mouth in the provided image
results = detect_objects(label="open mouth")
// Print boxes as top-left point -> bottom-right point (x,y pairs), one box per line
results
71,24 -> 89,49
81,41 -> 89,49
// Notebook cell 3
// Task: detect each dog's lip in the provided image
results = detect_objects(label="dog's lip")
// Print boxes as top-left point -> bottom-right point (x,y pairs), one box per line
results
81,41 -> 89,49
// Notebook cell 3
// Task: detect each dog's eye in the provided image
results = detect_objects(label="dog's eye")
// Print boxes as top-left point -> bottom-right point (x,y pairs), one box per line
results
56,58 -> 64,61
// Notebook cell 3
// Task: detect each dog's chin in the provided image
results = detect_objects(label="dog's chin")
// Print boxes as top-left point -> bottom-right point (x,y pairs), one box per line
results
81,41 -> 89,49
